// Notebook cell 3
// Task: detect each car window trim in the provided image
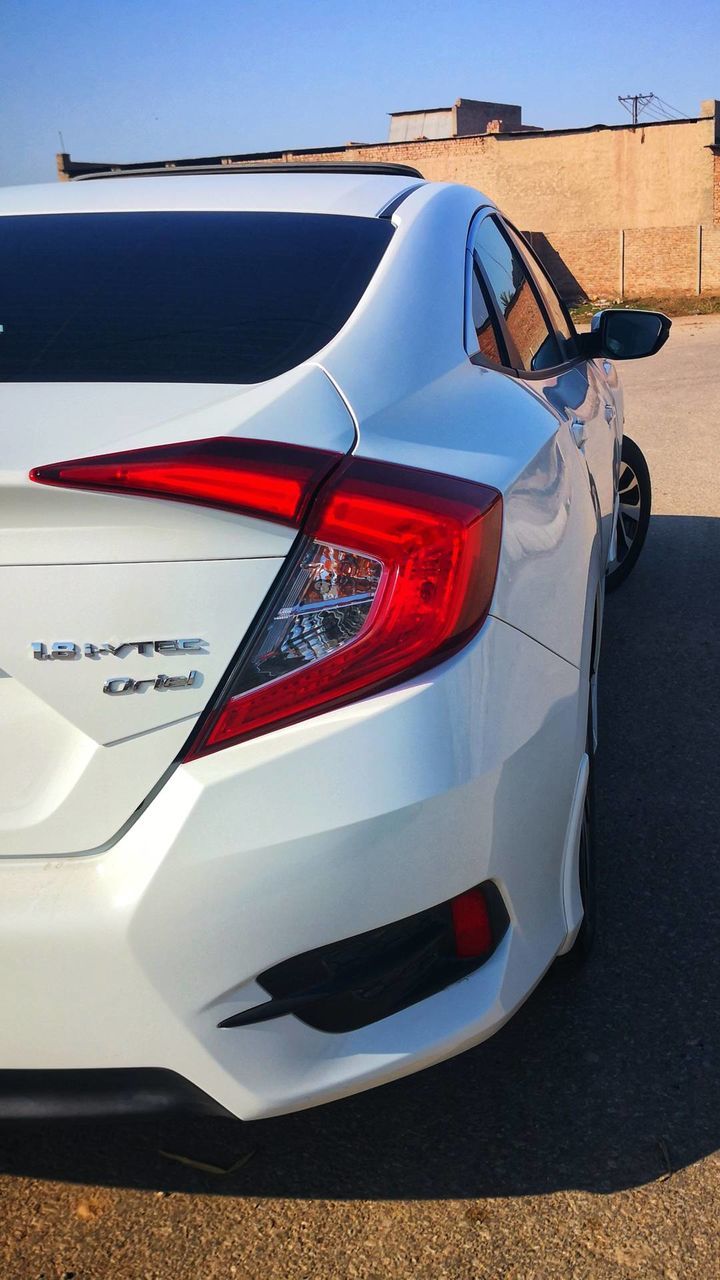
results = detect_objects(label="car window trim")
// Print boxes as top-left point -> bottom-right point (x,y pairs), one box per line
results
483,212 -> 564,373
463,243 -> 511,370
465,207 -> 520,369
468,208 -> 555,375
466,207 -> 587,381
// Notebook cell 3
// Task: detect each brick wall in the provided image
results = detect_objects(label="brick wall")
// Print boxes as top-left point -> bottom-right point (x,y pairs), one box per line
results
527,230 -> 620,299
699,224 -> 720,291
624,226 -> 698,294
713,151 -> 720,224
525,225 -> 720,301
267,118 -> 720,299
272,116 -> 718,233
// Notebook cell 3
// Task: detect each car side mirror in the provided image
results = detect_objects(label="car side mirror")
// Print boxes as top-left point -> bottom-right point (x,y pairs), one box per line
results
581,309 -> 671,360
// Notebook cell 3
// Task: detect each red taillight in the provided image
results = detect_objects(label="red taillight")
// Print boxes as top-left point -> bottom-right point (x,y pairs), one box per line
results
30,438 -> 342,528
450,887 -> 493,958
188,456 -> 502,756
31,439 -> 502,754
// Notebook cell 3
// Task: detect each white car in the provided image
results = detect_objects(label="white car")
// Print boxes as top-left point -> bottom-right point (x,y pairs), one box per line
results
0,163 -> 667,1120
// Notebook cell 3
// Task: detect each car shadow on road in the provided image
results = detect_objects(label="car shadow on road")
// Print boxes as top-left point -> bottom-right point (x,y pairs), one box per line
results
1,514 -> 718,1201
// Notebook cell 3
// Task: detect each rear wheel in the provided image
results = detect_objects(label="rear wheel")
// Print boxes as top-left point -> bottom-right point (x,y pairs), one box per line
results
606,435 -> 651,591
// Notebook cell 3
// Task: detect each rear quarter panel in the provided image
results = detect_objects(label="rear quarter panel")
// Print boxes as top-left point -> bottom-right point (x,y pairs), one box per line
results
320,183 -> 601,671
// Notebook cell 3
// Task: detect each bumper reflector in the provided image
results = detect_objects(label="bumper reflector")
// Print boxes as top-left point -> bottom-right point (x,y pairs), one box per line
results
218,882 -> 509,1034
451,887 -> 493,958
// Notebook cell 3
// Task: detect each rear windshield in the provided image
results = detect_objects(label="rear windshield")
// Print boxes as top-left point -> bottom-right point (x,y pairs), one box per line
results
0,210 -> 394,383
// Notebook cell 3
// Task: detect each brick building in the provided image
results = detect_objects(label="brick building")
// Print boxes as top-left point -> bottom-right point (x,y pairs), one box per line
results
57,96 -> 720,300
386,97 -> 541,141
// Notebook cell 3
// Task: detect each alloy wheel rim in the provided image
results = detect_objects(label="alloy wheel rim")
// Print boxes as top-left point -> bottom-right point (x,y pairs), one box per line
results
611,460 -> 642,570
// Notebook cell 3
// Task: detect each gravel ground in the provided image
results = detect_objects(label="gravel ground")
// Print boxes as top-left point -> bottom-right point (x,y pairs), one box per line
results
1,315 -> 719,1279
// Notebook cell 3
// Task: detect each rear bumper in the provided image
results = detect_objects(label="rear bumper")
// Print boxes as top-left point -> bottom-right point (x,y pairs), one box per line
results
0,617 -> 583,1119
0,1069 -> 229,1120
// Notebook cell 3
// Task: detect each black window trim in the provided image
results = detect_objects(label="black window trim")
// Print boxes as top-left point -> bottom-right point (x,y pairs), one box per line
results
465,207 -> 586,381
473,210 -> 563,375
463,242 -> 511,371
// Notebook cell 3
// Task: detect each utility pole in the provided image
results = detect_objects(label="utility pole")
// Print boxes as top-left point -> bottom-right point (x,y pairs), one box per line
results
618,93 -> 654,125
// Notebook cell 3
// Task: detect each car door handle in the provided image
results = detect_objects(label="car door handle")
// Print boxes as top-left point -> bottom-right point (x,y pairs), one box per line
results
570,418 -> 587,449
604,402 -> 615,423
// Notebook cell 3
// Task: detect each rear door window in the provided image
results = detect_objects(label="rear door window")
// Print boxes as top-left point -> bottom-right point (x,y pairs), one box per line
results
502,222 -> 577,360
472,215 -> 561,373
0,211 -> 394,384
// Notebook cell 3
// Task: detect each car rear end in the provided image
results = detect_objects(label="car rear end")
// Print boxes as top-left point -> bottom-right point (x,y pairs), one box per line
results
0,174 -> 582,1118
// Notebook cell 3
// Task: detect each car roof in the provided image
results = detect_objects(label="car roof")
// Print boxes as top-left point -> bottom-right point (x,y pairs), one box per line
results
0,170 -> 426,220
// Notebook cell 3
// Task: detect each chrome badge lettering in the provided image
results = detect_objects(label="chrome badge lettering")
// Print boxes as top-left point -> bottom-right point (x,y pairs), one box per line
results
103,671 -> 200,695
31,639 -> 207,661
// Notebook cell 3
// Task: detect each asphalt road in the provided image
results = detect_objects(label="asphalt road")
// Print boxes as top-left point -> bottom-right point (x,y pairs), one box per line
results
2,316 -> 719,1280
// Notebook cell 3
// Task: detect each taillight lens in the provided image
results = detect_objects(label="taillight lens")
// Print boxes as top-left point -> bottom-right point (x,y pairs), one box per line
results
188,457 -> 502,756
30,438 -> 342,528
229,539 -> 384,696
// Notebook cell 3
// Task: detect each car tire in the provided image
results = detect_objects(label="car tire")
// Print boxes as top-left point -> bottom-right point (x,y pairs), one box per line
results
606,435 -> 651,592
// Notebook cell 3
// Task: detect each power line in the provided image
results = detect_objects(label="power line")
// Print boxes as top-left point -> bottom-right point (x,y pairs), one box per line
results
641,102 -> 673,121
654,95 -> 692,119
642,101 -> 682,122
640,104 -> 674,123
620,92 -> 693,126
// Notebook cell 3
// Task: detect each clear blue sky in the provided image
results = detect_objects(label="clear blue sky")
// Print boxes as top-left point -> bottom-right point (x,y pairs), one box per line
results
3,0 -> 719,186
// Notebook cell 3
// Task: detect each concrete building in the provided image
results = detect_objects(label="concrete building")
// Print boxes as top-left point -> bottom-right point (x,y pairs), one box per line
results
57,97 -> 720,299
387,97 -> 539,141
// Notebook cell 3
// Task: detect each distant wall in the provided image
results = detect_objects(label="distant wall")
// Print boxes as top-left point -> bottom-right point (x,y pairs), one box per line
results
525,224 -> 720,300
271,116 -> 720,298
276,116 -> 718,233
387,110 -> 453,143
